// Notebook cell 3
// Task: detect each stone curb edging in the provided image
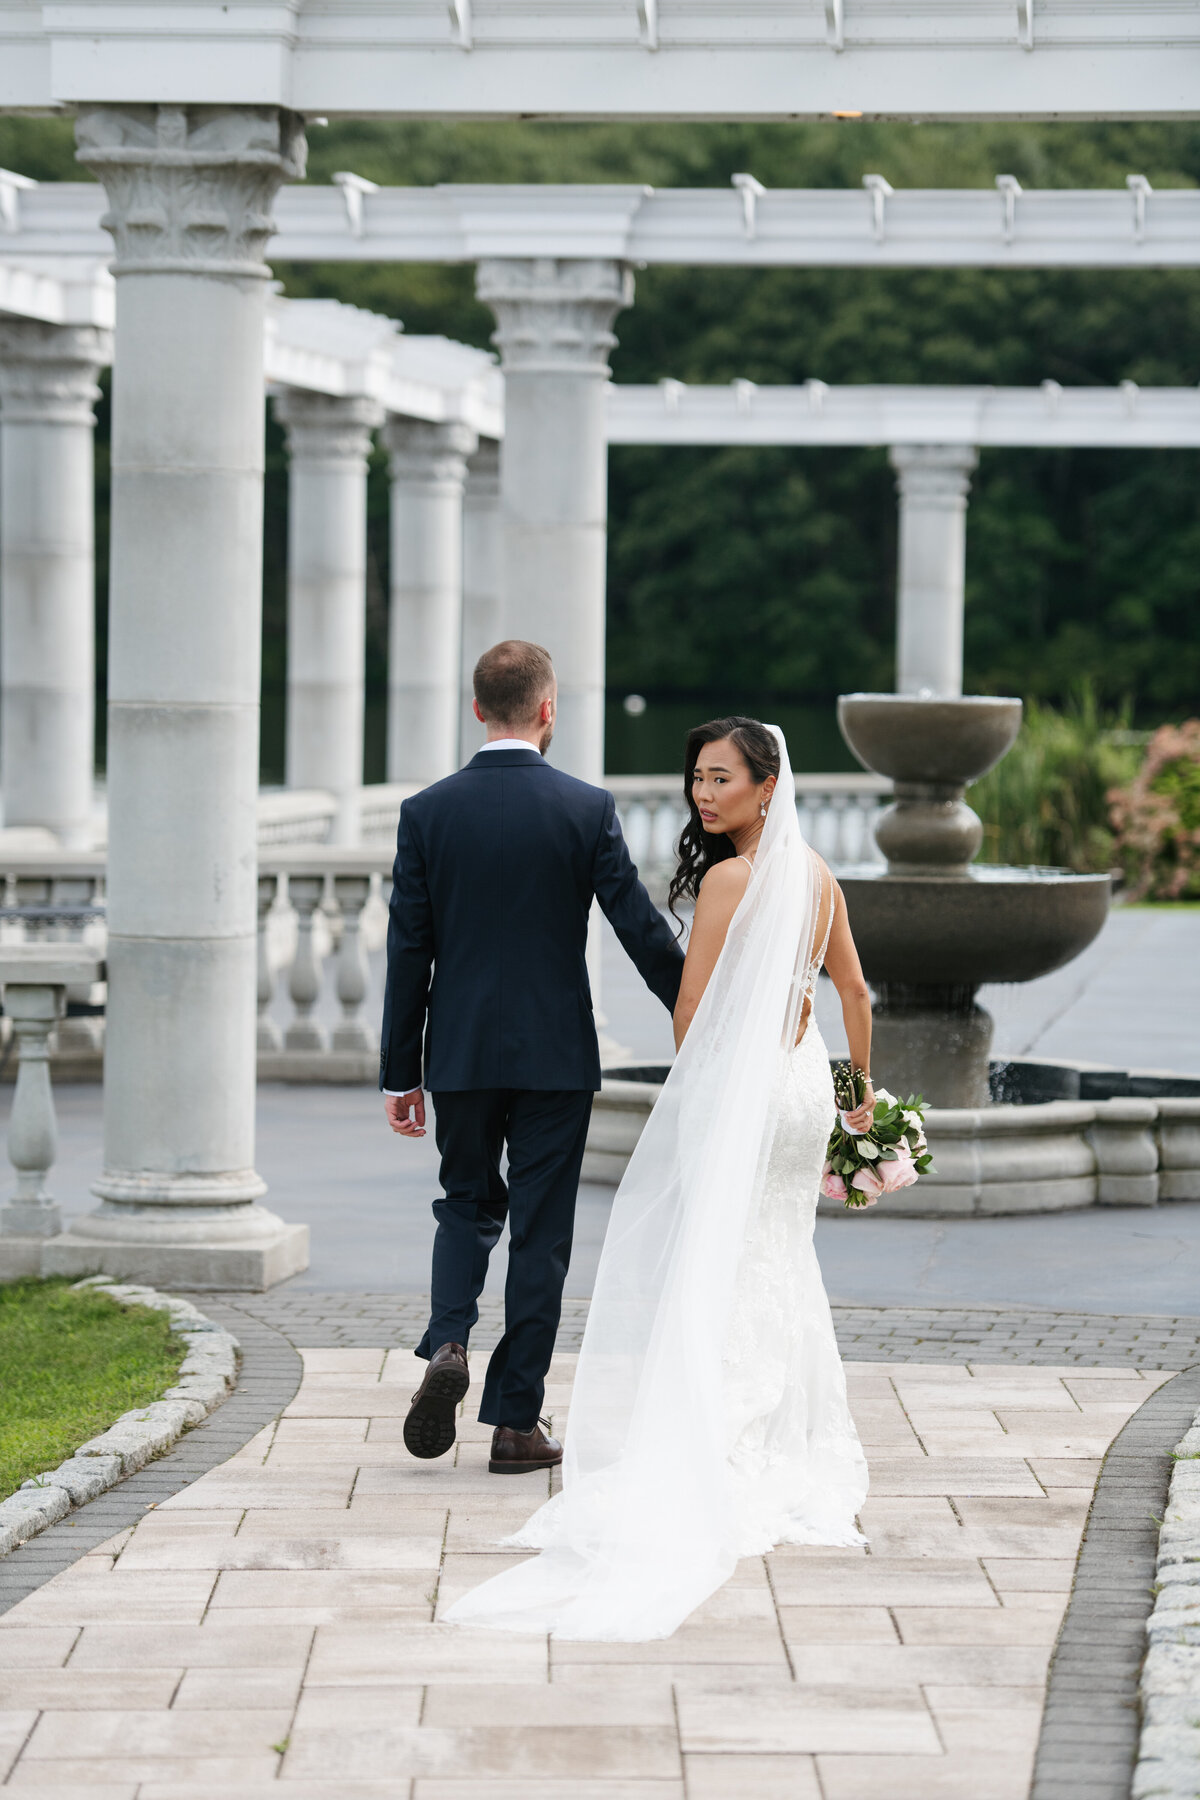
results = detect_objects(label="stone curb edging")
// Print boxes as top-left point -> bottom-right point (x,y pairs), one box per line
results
0,1276 -> 238,1557
1135,1402 -> 1200,1799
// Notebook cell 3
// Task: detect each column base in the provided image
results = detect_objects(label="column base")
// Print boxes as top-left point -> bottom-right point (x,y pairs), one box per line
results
40,1221 -> 309,1292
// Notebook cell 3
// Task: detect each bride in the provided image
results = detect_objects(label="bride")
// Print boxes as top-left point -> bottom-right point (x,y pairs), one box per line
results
444,717 -> 876,1642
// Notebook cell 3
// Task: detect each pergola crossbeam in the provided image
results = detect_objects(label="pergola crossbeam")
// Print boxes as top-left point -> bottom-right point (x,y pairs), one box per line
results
3,2 -> 1199,116
8,180 -> 1200,268
607,382 -> 1200,449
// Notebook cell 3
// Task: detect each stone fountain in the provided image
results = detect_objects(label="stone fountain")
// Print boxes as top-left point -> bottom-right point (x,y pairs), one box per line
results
835,693 -> 1111,1108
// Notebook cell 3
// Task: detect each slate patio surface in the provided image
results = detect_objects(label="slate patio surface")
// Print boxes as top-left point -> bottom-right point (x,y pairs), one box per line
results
0,1346 -> 1171,1798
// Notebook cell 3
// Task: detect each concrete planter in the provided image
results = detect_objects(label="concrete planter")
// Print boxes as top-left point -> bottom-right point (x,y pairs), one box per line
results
585,1066 -> 1200,1218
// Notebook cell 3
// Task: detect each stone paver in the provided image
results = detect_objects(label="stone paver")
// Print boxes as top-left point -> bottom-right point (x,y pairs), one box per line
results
0,1347 -> 1167,1798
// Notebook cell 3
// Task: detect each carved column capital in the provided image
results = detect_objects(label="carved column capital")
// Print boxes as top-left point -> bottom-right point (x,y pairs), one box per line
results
384,417 -> 477,488
889,444 -> 978,508
475,258 -> 634,376
0,320 -> 112,425
75,105 -> 306,280
273,389 -> 384,467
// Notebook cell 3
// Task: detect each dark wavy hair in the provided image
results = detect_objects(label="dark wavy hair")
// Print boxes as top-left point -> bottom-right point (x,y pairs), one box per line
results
667,716 -> 781,928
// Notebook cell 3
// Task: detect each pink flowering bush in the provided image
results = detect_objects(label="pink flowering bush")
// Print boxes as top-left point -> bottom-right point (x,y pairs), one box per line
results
1109,720 -> 1200,901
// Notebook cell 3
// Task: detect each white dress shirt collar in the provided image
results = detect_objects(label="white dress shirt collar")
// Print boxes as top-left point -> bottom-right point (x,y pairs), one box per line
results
478,738 -> 543,756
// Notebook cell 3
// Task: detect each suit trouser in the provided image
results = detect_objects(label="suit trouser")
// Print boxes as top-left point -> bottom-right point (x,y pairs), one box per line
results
416,1087 -> 594,1432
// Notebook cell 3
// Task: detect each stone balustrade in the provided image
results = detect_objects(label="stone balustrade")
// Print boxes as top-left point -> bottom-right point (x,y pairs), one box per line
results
0,771 -> 886,1088
608,773 -> 888,901
255,848 -> 395,1083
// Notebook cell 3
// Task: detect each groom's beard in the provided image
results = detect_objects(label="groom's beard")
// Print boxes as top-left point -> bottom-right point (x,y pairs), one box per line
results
538,720 -> 555,755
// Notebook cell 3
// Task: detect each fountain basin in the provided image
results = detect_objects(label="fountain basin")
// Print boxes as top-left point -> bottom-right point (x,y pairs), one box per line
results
584,1062 -> 1200,1215
839,693 -> 1022,789
837,864 -> 1111,989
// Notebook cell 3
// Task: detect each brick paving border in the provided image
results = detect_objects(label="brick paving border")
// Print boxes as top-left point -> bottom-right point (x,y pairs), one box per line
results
215,1289 -> 1200,1369
0,1300 -> 302,1617
1030,1364 -> 1200,1800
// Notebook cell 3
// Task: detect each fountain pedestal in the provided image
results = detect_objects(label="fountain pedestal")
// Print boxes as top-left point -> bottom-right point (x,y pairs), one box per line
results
870,985 -> 994,1109
836,694 -> 1111,1110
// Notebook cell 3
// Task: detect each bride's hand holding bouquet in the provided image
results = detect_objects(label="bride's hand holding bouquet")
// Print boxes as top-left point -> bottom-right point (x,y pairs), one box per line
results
822,1065 -> 932,1208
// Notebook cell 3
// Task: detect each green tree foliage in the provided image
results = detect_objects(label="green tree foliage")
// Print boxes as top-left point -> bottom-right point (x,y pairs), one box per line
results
4,114 -> 1200,733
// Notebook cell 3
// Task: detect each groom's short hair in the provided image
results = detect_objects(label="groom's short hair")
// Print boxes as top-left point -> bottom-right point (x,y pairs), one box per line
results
474,640 -> 556,728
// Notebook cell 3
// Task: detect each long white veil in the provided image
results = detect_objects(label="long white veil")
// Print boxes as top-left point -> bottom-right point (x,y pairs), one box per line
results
444,726 -> 821,1641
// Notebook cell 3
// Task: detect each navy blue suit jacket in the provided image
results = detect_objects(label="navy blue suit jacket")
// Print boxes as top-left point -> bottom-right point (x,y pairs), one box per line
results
380,747 -> 684,1094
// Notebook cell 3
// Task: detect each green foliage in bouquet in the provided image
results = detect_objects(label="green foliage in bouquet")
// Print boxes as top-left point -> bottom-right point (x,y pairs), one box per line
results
1109,719 -> 1200,901
823,1067 -> 933,1209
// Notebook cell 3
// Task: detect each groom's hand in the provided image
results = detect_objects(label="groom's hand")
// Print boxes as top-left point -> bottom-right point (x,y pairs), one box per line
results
385,1088 -> 426,1138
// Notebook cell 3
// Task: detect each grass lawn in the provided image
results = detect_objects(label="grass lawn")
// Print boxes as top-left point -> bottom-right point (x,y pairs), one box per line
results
0,1278 -> 185,1500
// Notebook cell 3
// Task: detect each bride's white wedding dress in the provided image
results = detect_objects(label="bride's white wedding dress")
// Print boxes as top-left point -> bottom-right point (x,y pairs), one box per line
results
722,1019 -> 867,1558
444,727 -> 867,1641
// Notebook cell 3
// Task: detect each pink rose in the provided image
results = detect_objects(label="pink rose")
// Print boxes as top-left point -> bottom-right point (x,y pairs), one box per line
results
880,1148 -> 918,1193
820,1167 -> 848,1201
850,1166 -> 884,1204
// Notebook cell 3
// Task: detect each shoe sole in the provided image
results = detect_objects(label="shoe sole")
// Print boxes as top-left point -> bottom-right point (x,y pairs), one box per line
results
403,1363 -> 470,1460
488,1455 -> 563,1474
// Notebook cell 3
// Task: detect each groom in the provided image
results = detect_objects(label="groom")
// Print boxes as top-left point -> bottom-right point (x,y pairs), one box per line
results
381,640 -> 684,1474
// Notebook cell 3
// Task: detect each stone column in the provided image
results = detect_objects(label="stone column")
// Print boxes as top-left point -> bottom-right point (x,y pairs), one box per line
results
385,417 -> 476,785
889,445 -> 978,698
0,321 -> 111,848
475,259 -> 633,784
273,389 -> 382,844
59,104 -> 309,1290
459,439 -> 501,764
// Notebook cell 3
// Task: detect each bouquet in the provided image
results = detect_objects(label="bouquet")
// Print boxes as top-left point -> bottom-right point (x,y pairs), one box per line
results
822,1065 -> 932,1208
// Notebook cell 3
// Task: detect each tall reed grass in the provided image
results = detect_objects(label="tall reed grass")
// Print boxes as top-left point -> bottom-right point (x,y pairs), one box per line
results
968,686 -> 1141,873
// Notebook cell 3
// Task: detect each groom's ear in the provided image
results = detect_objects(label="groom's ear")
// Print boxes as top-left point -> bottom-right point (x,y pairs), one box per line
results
473,698 -> 486,724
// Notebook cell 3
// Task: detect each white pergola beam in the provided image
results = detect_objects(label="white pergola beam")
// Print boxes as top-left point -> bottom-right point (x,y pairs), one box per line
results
606,383 -> 1200,449
0,268 -> 503,432
7,180 -> 1200,268
3,4 -> 1199,117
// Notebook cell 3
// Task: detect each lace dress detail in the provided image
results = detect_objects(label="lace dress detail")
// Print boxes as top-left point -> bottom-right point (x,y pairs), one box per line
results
721,904 -> 869,1556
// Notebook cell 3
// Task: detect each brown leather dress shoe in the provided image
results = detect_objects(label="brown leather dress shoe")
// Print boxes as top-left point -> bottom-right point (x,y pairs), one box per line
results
489,1419 -> 563,1474
403,1342 -> 469,1460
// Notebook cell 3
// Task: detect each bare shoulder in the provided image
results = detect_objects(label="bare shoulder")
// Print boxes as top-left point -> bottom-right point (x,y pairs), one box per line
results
699,857 -> 752,899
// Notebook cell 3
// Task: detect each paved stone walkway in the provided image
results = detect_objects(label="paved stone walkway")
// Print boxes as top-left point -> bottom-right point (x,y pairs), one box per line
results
0,1342 -> 1173,1798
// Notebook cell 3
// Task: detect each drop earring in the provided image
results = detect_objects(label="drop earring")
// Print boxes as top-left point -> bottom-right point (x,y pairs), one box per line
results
760,801 -> 767,818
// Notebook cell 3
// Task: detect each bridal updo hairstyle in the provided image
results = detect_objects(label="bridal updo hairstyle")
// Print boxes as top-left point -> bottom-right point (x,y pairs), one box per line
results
667,716 -> 781,928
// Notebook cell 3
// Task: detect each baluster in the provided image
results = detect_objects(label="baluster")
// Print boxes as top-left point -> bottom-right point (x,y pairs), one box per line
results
285,874 -> 328,1052
0,977 -> 66,1238
257,873 -> 282,1052
14,877 -> 51,944
50,877 -> 102,1055
617,796 -> 641,865
641,795 -> 663,888
331,874 -> 373,1053
829,793 -> 852,866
